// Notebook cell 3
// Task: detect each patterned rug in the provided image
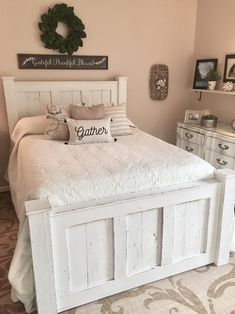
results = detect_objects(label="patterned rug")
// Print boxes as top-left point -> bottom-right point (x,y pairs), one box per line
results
1,192 -> 235,314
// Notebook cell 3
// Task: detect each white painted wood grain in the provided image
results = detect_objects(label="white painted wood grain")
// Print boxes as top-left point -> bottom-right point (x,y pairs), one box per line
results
113,216 -> 127,279
26,205 -> 57,314
2,77 -> 127,134
86,219 -> 114,287
215,169 -> 235,265
66,224 -> 88,292
161,206 -> 175,265
127,212 -> 142,275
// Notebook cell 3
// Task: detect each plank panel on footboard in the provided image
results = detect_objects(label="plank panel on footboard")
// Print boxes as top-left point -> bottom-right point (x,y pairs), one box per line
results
47,184 -> 220,311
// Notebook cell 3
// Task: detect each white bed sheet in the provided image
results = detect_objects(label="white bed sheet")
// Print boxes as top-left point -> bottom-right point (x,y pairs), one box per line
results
8,129 -> 215,312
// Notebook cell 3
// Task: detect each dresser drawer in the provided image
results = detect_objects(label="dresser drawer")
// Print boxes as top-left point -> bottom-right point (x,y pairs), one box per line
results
178,128 -> 204,145
204,149 -> 235,169
206,136 -> 235,157
178,140 -> 200,156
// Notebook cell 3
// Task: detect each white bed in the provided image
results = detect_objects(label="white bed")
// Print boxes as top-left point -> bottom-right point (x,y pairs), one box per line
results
2,76 -> 235,314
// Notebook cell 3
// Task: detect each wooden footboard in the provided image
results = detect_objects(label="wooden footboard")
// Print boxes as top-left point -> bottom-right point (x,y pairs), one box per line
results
25,169 -> 235,314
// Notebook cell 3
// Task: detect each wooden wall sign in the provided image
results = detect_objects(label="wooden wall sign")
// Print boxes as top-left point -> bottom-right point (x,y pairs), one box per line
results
17,54 -> 108,70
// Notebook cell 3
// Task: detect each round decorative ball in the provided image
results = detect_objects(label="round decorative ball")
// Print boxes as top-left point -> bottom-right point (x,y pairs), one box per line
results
223,81 -> 234,92
38,3 -> 86,55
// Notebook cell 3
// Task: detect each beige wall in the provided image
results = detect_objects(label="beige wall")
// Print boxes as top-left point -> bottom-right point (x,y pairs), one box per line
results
191,0 -> 235,121
0,0 -> 198,187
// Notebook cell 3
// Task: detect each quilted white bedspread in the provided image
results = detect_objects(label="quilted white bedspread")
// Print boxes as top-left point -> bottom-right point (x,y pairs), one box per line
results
8,129 -> 215,312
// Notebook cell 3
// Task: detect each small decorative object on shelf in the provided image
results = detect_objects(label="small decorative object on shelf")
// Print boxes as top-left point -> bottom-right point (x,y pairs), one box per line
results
231,118 -> 235,131
201,114 -> 218,128
205,69 -> 221,91
223,81 -> 234,92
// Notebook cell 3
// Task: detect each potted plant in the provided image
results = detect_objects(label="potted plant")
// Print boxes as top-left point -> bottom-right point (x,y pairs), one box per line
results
205,69 -> 221,91
201,114 -> 218,128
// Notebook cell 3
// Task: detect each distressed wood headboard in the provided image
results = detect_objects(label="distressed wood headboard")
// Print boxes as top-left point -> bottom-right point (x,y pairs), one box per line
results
2,76 -> 127,134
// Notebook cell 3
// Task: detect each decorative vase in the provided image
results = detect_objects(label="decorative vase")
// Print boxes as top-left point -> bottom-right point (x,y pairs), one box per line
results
208,81 -> 217,91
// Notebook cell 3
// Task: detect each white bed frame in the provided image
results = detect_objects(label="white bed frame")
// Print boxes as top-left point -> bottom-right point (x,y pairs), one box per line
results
2,76 -> 235,314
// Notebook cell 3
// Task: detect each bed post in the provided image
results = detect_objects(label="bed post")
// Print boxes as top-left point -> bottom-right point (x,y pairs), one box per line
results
25,199 -> 57,314
117,76 -> 128,104
214,169 -> 235,266
2,76 -> 16,135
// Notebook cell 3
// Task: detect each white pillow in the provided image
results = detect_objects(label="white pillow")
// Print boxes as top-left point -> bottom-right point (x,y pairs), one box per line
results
104,103 -> 133,136
44,105 -> 70,140
67,117 -> 114,145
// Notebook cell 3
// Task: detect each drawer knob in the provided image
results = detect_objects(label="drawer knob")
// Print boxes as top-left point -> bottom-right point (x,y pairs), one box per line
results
216,158 -> 228,166
185,132 -> 193,139
218,143 -> 229,150
186,146 -> 193,152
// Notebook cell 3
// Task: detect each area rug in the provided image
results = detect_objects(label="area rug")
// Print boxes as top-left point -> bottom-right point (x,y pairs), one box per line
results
1,192 -> 235,314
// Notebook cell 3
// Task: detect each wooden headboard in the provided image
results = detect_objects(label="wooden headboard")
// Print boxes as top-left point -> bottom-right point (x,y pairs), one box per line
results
2,76 -> 127,134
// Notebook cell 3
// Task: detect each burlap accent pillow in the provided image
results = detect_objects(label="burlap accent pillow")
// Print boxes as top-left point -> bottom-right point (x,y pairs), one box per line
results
70,104 -> 105,120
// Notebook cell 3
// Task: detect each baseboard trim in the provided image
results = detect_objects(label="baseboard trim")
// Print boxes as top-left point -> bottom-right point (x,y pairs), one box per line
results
0,185 -> 10,192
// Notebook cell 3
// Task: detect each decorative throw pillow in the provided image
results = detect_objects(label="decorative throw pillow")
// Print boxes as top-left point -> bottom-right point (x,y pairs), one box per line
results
70,104 -> 105,120
67,117 -> 114,145
104,103 -> 133,136
44,104 -> 70,140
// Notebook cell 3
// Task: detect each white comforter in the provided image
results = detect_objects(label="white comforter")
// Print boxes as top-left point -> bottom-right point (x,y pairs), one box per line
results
8,128 -> 215,312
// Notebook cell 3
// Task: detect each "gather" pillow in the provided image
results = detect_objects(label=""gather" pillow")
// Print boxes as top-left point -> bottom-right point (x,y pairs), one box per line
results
67,117 -> 114,145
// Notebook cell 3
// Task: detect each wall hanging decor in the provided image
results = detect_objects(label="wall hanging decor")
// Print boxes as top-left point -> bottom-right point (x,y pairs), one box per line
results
149,64 -> 168,100
17,54 -> 108,70
38,3 -> 86,55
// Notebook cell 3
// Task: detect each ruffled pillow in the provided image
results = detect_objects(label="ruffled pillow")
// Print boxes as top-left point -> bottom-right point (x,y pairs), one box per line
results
44,105 -> 70,140
67,117 -> 114,145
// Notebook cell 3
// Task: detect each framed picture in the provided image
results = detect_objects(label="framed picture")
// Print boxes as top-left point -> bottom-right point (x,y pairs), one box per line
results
223,54 -> 235,82
193,59 -> 218,89
184,110 -> 202,124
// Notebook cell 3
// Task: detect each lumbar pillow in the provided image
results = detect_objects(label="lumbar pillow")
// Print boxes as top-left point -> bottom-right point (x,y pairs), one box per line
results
67,117 -> 114,145
70,104 -> 105,120
44,104 -> 70,140
104,103 -> 133,136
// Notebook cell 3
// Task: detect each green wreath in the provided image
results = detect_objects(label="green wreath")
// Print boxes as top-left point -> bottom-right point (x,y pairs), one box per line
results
38,3 -> 86,55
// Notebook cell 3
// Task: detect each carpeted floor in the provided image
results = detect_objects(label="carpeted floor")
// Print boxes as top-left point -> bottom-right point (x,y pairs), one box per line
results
1,192 -> 235,314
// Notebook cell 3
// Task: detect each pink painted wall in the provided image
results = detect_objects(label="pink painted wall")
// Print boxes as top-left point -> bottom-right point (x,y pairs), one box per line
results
191,0 -> 235,122
0,0 -> 197,187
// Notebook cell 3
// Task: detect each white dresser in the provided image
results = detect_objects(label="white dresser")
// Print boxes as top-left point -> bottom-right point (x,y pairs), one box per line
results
177,122 -> 235,170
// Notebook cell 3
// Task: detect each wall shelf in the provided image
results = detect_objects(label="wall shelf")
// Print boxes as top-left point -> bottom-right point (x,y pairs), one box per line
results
191,89 -> 235,101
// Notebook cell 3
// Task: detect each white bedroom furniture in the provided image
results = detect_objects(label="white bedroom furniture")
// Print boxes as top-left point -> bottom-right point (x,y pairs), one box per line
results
2,76 -> 235,314
176,122 -> 235,169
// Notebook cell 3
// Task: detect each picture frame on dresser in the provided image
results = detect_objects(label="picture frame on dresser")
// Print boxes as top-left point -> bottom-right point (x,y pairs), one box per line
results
184,110 -> 202,124
193,58 -> 218,89
223,54 -> 235,82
